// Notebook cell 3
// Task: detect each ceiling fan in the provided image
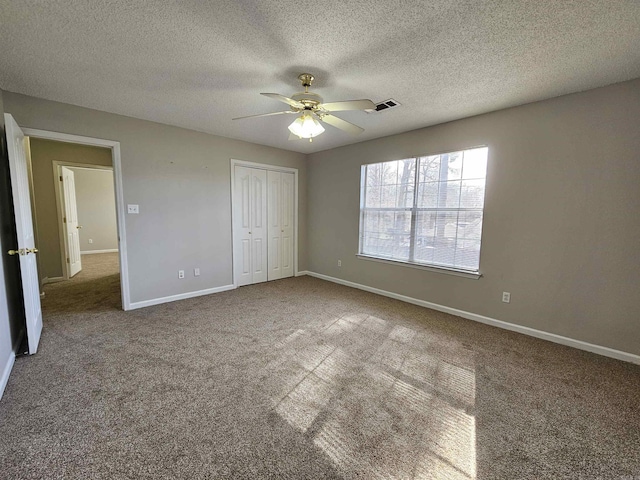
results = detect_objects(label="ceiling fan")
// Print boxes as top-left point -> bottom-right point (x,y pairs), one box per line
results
232,73 -> 375,142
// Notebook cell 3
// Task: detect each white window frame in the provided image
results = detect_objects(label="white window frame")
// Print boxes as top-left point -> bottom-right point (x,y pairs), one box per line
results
357,146 -> 488,279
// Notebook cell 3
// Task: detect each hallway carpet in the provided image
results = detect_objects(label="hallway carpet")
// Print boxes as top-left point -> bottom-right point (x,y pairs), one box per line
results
1,254 -> 639,479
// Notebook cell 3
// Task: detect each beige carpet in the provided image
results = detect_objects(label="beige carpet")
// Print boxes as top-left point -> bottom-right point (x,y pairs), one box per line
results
1,252 -> 639,479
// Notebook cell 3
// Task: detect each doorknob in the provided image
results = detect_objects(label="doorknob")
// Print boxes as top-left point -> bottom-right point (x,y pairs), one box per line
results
7,249 -> 26,256
26,248 -> 39,254
77,225 -> 83,229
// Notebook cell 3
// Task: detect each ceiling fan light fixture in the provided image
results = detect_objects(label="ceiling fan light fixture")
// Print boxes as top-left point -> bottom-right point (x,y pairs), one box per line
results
288,113 -> 325,140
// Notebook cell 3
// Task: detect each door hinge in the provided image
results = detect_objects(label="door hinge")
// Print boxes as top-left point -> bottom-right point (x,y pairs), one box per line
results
66,257 -> 70,263
59,175 -> 63,181
63,217 -> 66,223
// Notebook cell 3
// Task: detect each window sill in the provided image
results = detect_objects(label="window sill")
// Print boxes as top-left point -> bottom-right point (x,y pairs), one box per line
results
356,254 -> 482,279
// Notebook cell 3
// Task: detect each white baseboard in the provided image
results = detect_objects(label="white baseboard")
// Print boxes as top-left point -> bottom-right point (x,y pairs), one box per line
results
128,284 -> 235,310
42,276 -> 64,285
0,351 -> 16,401
81,249 -> 119,255
305,271 -> 640,365
295,270 -> 310,277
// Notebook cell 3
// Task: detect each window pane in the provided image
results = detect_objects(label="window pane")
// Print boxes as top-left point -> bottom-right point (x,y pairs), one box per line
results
363,210 -> 380,233
418,155 -> 441,182
460,180 -> 485,208
433,236 -> 456,266
361,211 -> 410,261
434,211 -> 459,240
417,181 -> 439,208
367,164 -> 382,187
457,211 -> 483,240
398,158 -> 416,186
397,184 -> 414,208
445,152 -> 463,180
382,161 -> 399,185
381,185 -> 397,208
365,186 -> 380,208
414,212 -> 437,263
438,181 -> 461,208
455,239 -> 481,270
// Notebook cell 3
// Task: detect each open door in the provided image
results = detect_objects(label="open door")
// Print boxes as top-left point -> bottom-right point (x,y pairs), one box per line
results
4,113 -> 42,354
59,166 -> 82,277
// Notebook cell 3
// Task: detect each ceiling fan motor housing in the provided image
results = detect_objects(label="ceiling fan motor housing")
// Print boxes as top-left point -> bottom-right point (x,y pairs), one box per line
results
291,91 -> 323,110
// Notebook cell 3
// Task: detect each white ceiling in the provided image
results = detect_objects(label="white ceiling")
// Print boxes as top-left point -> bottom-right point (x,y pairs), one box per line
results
1,1 -> 640,154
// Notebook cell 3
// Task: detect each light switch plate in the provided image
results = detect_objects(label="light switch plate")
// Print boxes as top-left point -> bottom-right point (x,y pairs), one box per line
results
127,204 -> 139,214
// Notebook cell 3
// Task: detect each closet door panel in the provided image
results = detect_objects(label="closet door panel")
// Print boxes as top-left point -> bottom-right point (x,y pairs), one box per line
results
234,166 -> 253,286
251,168 -> 268,283
281,172 -> 295,278
267,171 -> 282,281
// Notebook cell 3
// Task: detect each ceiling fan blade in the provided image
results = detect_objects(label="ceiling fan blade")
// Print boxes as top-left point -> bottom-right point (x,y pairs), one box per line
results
320,114 -> 365,135
320,99 -> 375,112
232,110 -> 296,121
261,93 -> 304,109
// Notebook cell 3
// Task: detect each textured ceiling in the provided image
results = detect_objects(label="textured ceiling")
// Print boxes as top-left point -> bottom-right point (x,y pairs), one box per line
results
1,1 -> 640,154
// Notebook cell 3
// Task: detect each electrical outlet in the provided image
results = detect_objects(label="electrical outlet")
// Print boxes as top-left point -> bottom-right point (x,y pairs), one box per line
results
127,204 -> 139,214
88,239 -> 93,244
502,292 -> 511,303
194,268 -> 200,277
338,259 -> 342,267
178,270 -> 185,279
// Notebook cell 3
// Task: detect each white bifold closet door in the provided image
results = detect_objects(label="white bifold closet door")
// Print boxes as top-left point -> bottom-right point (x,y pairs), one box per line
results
234,166 -> 268,287
234,165 -> 295,287
267,171 -> 295,280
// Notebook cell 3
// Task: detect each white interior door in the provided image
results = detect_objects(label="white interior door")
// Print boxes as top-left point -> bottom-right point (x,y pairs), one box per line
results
280,172 -> 295,279
234,166 -> 267,286
60,166 -> 82,277
267,171 -> 295,280
234,166 -> 253,287
4,113 -> 43,355
267,171 -> 282,281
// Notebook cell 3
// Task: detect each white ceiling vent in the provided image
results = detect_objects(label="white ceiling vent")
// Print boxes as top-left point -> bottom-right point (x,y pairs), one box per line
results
365,99 -> 401,113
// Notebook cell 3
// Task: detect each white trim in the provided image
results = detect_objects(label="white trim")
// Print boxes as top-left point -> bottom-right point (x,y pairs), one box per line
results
42,276 -> 64,285
22,128 -> 131,311
0,351 -> 16,401
356,254 -> 482,279
305,271 -> 640,365
295,270 -> 309,277
81,249 -> 119,255
230,159 -> 299,287
128,284 -> 235,310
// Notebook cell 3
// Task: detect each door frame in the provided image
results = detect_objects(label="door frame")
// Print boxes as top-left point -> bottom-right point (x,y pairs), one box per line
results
230,159 -> 299,288
52,161 -> 114,281
22,128 -> 131,311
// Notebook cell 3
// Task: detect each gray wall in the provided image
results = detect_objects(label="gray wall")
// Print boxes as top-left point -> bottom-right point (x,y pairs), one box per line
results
3,92 -> 308,304
69,168 -> 118,253
307,78 -> 640,356
29,139 -> 112,280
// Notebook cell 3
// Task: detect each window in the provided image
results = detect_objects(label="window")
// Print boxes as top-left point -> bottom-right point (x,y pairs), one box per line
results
358,147 -> 488,274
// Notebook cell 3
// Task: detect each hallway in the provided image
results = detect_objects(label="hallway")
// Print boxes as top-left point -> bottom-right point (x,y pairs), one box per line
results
42,252 -> 120,315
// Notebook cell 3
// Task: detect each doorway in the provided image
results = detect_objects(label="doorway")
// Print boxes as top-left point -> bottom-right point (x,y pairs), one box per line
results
22,128 -> 131,310
52,162 -> 118,281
